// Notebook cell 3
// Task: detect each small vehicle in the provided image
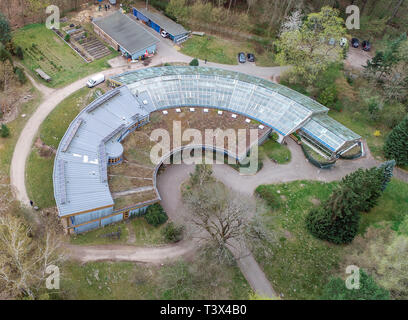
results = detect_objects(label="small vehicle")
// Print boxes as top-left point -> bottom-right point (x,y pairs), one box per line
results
161,30 -> 169,38
340,37 -> 347,47
238,52 -> 246,63
247,53 -> 255,62
362,40 -> 371,51
86,74 -> 105,88
351,38 -> 360,48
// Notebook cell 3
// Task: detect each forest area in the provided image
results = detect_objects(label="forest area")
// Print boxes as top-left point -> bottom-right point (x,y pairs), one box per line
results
121,0 -> 408,40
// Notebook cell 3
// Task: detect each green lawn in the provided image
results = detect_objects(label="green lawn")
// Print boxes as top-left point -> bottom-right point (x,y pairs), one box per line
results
260,138 -> 291,164
56,257 -> 251,300
25,148 -> 55,209
0,86 -> 41,173
131,218 -> 168,246
13,24 -> 118,88
254,179 -> 408,299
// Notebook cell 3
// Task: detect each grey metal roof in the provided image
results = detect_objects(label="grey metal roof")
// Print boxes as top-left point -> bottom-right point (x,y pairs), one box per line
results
54,66 -> 360,219
135,8 -> 189,36
93,10 -> 160,55
53,86 -> 149,217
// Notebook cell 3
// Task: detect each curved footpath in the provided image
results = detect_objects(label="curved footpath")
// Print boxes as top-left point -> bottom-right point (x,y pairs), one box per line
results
10,53 -> 408,298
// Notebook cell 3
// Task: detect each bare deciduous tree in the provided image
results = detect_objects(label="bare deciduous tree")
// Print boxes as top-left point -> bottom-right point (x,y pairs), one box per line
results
183,166 -> 277,262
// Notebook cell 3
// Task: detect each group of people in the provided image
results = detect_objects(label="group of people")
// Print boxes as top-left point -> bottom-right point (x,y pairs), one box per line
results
98,3 -> 112,12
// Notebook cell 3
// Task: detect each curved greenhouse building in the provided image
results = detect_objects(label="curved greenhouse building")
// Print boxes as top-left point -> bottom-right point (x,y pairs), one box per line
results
54,66 -> 361,234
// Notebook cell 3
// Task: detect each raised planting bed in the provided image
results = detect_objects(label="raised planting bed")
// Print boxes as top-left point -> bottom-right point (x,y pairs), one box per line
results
301,143 -> 337,169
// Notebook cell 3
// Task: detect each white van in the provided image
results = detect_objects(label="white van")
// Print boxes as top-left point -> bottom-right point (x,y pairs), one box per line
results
87,74 -> 105,88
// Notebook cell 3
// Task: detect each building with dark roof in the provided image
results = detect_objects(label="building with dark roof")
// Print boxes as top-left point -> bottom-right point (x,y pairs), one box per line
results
93,10 -> 160,60
132,7 -> 190,44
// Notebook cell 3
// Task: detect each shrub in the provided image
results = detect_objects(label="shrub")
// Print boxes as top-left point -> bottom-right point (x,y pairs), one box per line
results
0,124 -> 10,138
144,203 -> 168,227
321,269 -> 389,300
14,67 -> 27,84
162,222 -> 184,243
255,185 -> 281,209
64,34 -> 70,42
384,115 -> 408,166
189,58 -> 199,66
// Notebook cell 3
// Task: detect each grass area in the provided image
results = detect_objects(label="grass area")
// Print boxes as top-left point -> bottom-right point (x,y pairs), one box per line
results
280,63 -> 393,161
113,191 -> 158,211
181,35 -> 239,65
260,138 -> 291,164
254,179 -> 408,299
56,256 -> 251,300
70,222 -> 129,246
180,35 -> 277,66
13,24 -> 118,88
25,148 -> 55,209
130,218 -> 173,246
40,87 -> 103,149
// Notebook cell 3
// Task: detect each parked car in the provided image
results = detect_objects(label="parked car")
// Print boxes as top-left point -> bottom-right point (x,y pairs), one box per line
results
247,53 -> 255,62
351,38 -> 360,48
161,30 -> 169,38
86,74 -> 105,88
362,40 -> 371,51
238,52 -> 246,63
340,37 -> 347,47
